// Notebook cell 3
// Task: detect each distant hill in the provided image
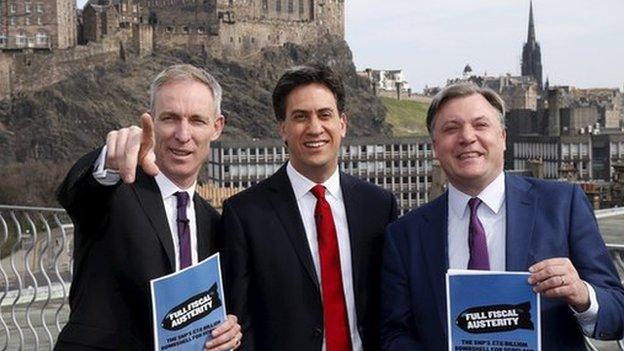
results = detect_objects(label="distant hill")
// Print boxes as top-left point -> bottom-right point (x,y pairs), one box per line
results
0,36 -> 391,205
380,96 -> 430,136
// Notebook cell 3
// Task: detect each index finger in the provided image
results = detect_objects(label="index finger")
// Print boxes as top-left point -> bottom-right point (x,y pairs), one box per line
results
139,113 -> 159,176
529,257 -> 570,272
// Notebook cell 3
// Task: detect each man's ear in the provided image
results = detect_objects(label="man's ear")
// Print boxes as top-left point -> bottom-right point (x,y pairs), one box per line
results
210,114 -> 225,141
339,113 -> 348,137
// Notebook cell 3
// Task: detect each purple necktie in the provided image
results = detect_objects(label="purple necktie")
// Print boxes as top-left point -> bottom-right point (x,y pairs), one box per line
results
467,198 -> 490,270
174,191 -> 192,269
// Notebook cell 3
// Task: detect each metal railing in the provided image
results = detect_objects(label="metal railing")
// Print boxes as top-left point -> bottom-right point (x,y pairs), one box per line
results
0,205 -> 72,351
0,205 -> 623,349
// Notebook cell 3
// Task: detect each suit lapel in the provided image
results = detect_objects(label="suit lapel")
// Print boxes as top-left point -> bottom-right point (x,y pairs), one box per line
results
340,174 -> 365,315
422,193 -> 450,335
194,195 -> 213,260
505,174 -> 537,271
267,166 -> 320,291
133,171 -> 176,272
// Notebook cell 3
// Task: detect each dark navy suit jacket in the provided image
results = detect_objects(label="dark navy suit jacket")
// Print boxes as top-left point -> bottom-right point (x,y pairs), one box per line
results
380,174 -> 624,350
222,165 -> 398,351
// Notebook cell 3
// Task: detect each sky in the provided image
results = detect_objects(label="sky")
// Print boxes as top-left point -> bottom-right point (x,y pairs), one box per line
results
346,0 -> 624,92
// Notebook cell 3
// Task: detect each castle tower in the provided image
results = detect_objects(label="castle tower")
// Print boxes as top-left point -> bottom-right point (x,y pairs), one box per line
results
521,1 -> 543,90
314,0 -> 344,38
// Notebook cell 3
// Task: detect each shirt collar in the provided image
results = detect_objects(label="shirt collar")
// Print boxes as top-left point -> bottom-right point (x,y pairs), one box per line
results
286,162 -> 342,201
448,171 -> 505,218
154,172 -> 197,201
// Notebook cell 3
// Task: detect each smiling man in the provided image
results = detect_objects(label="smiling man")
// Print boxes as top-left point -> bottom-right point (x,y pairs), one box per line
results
221,63 -> 398,351
379,83 -> 624,350
55,64 -> 241,351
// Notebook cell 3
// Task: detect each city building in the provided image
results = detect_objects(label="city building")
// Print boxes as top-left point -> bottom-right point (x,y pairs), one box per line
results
0,0 -> 77,49
207,136 -> 435,214
358,68 -> 410,93
507,132 -> 624,182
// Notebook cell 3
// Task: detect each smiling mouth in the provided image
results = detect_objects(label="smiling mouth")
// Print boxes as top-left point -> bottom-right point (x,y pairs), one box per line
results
170,148 -> 193,157
303,140 -> 329,149
457,151 -> 483,160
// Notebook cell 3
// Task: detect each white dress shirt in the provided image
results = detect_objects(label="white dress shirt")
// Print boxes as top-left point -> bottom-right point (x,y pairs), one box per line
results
286,162 -> 362,351
93,145 -> 199,271
446,171 -> 598,335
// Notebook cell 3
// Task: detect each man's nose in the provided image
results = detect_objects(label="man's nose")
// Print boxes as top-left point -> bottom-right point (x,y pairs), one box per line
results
459,125 -> 477,144
175,120 -> 191,142
307,115 -> 323,134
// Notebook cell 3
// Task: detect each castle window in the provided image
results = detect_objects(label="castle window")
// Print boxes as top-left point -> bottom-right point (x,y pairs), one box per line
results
275,0 -> 281,12
16,31 -> 27,47
197,26 -> 205,33
25,16 -> 30,25
165,26 -> 173,33
287,0 -> 293,13
36,3 -> 43,12
37,17 -> 42,25
182,26 -> 189,33
122,3 -> 127,11
25,3 -> 31,13
0,35 -> 7,46
10,17 -> 15,26
298,0 -> 303,14
229,37 -> 233,42
251,37 -> 255,43
261,0 -> 267,11
36,31 -> 48,45
9,4 -> 16,13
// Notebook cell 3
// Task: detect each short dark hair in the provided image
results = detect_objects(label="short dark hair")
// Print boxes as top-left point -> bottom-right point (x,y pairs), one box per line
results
272,63 -> 346,121
426,83 -> 506,135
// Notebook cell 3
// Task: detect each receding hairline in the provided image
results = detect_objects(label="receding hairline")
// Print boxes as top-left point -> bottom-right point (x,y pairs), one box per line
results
149,64 -> 223,118
427,84 -> 506,135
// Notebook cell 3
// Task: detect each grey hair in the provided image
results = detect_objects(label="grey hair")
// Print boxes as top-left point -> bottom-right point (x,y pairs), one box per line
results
149,64 -> 223,118
426,83 -> 506,135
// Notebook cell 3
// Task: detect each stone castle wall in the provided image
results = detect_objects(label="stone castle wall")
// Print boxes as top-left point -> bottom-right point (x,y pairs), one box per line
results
0,24 -> 152,100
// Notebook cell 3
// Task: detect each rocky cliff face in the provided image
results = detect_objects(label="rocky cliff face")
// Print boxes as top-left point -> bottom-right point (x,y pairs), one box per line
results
0,36 -> 389,165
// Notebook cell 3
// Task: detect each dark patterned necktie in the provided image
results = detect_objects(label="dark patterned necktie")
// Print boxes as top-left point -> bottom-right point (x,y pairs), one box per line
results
174,191 -> 191,269
467,197 -> 490,270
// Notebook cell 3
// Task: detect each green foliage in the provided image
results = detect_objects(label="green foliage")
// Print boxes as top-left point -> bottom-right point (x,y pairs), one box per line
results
380,96 -> 430,136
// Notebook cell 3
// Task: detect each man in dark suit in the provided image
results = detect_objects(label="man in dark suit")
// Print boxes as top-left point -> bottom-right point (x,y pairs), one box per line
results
221,63 -> 398,351
55,64 -> 241,351
380,83 -> 624,350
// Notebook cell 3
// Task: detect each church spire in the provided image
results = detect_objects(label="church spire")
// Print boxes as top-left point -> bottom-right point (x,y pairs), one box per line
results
527,1 -> 536,44
521,0 -> 543,89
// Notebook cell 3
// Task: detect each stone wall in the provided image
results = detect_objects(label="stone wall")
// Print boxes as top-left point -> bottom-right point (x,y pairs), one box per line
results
132,23 -> 153,57
0,37 -> 120,100
218,18 -> 318,58
0,57 -> 12,98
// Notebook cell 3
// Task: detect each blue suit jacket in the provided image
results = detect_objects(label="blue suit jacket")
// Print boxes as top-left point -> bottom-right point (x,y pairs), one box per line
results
380,174 -> 624,350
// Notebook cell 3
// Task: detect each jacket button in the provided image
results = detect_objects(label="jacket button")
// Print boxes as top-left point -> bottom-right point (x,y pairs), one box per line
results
313,328 -> 322,337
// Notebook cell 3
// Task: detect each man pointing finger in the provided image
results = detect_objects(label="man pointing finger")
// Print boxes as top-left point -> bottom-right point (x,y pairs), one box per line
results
55,64 -> 240,351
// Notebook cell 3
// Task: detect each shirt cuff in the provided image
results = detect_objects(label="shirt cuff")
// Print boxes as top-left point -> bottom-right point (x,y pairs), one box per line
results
571,281 -> 599,336
92,145 -> 121,186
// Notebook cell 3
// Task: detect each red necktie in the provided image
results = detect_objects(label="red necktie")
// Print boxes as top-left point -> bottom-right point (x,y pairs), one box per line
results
310,185 -> 352,351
